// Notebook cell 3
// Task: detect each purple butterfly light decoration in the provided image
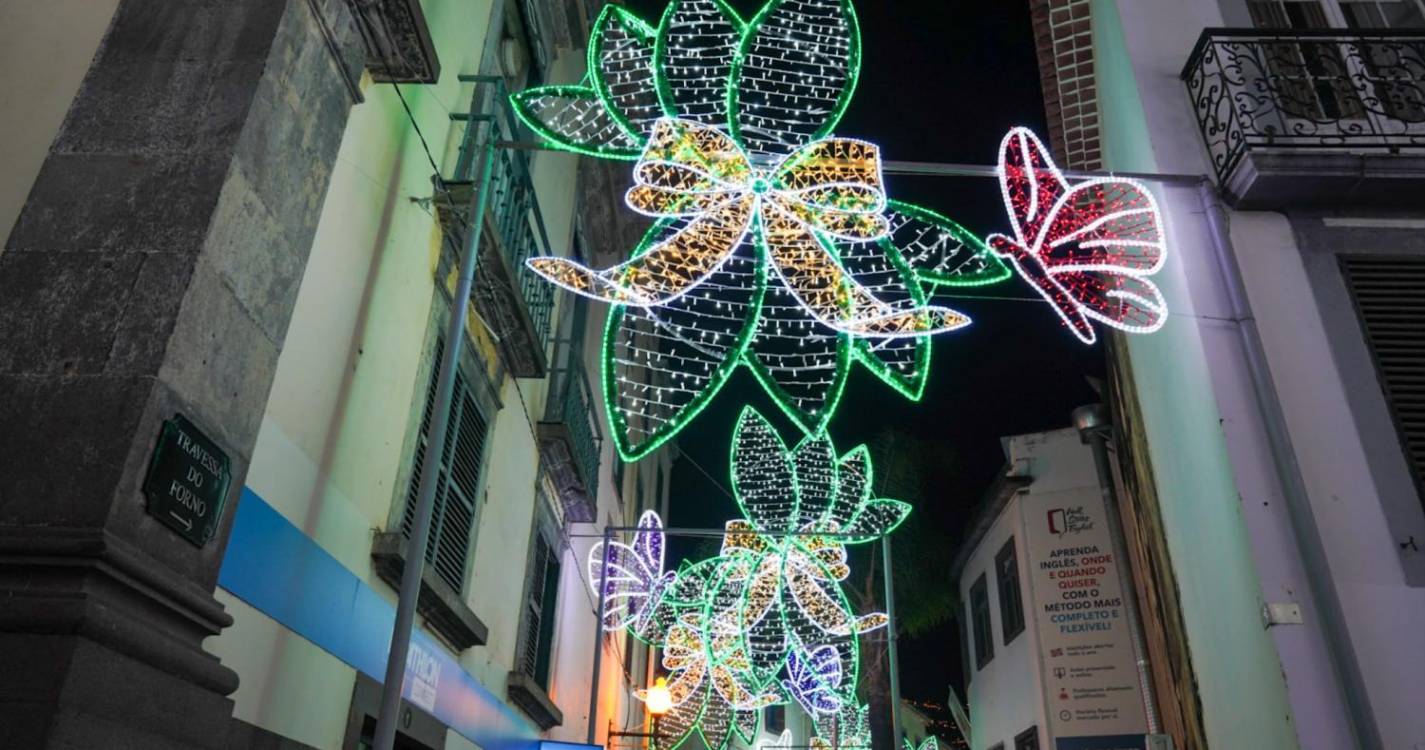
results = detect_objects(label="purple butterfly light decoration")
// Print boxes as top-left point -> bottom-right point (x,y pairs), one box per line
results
782,645 -> 844,716
589,510 -> 676,637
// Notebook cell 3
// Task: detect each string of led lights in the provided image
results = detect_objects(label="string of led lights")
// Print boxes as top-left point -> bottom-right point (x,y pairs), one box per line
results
511,0 -> 1035,462
587,407 -> 908,750
504,3 -> 1176,746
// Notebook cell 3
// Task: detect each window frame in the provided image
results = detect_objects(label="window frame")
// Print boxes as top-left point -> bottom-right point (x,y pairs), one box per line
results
1341,254 -> 1425,519
1295,227 -> 1425,586
1246,0 -> 1425,28
391,313 -> 501,594
517,500 -> 564,689
764,704 -> 786,734
970,573 -> 995,670
995,538 -> 1027,645
1014,726 -> 1040,750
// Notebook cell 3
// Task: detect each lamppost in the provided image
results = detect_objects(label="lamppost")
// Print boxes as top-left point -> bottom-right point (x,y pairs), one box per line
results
609,676 -> 671,750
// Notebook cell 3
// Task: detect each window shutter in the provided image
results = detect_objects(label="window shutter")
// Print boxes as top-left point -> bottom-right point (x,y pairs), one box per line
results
518,534 -> 549,679
518,531 -> 561,688
403,337 -> 490,592
1342,256 -> 1425,510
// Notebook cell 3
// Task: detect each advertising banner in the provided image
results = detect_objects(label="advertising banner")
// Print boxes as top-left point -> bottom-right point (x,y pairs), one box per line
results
1020,487 -> 1148,748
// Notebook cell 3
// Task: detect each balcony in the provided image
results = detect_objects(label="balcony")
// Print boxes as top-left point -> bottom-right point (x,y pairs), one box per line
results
436,75 -> 556,378
536,315 -> 603,523
1183,29 -> 1425,208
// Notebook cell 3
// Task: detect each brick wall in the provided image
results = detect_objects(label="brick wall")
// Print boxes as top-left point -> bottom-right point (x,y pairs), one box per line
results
1029,0 -> 1102,170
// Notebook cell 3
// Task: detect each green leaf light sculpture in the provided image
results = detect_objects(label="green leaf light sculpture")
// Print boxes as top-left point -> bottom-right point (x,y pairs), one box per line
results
511,0 -> 1013,461
588,407 -> 909,750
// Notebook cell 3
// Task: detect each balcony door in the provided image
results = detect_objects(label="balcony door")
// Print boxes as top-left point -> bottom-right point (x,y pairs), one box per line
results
1247,1 -> 1425,131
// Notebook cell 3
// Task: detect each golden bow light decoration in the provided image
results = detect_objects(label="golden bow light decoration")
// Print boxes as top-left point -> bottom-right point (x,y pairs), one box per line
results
509,0 -> 1169,463
511,0 -> 1013,462
529,118 -> 968,338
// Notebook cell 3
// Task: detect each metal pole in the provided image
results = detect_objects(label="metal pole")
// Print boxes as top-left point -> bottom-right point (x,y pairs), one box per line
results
587,526 -> 613,744
372,137 -> 497,750
1072,405 -> 1161,734
881,537 -> 904,750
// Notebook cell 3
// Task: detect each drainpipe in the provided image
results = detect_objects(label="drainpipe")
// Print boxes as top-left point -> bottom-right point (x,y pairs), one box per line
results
1197,182 -> 1382,750
1072,404 -> 1161,735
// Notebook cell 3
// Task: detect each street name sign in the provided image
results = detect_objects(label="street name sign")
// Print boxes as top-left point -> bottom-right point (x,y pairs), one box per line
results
143,414 -> 231,547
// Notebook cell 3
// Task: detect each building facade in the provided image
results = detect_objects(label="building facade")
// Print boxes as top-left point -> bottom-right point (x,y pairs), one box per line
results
953,428 -> 1159,750
0,1 -> 773,748
1017,1 -> 1425,749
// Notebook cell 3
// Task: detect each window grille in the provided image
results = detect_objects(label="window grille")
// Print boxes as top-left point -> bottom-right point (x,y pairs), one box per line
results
1342,255 -> 1425,514
403,337 -> 490,592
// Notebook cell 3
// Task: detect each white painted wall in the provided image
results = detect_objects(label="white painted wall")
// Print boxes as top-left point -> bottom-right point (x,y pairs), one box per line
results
1093,1 -> 1425,747
0,0 -> 120,244
204,0 -> 659,747
960,478 -> 1045,750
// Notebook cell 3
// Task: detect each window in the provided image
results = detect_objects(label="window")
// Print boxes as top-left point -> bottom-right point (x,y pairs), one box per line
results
995,539 -> 1026,645
1014,726 -> 1040,750
403,337 -> 491,592
1339,0 -> 1425,28
764,704 -> 785,734
970,573 -> 994,670
517,525 -> 562,689
958,600 -> 973,687
1342,256 -> 1425,515
988,744 -> 1005,750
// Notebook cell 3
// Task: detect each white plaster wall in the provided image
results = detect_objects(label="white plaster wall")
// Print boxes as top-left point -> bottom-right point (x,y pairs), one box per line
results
1231,213 -> 1425,748
207,0 -> 650,744
961,489 -> 1045,750
208,591 -> 357,750
1091,0 -> 1425,747
0,0 -> 120,243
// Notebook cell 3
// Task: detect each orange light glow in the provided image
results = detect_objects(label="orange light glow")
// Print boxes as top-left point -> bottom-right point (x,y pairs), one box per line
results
646,676 -> 673,716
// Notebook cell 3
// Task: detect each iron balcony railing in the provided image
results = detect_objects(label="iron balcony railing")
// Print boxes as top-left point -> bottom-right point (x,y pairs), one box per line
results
1182,29 -> 1425,184
538,298 -> 602,523
447,74 -> 556,374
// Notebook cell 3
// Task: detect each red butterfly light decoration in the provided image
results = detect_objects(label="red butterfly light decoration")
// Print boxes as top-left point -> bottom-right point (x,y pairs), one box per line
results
987,127 -> 1168,345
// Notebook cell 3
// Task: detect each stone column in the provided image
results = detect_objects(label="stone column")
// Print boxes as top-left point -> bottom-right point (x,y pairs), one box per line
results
0,1 -> 365,747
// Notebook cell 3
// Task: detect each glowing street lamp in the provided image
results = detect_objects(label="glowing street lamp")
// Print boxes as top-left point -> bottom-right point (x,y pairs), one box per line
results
646,676 -> 673,717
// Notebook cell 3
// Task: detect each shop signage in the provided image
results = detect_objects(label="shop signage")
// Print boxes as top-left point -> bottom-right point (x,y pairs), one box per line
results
1021,487 -> 1148,747
143,414 -> 231,547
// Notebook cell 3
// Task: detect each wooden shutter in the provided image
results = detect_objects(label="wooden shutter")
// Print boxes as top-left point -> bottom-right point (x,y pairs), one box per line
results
518,532 -> 561,688
517,533 -> 549,679
403,337 -> 490,592
1342,256 -> 1425,508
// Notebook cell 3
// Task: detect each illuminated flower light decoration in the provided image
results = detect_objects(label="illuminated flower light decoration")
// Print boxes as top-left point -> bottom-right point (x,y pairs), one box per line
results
588,407 -> 911,750
987,127 -> 1168,345
512,0 -> 1014,461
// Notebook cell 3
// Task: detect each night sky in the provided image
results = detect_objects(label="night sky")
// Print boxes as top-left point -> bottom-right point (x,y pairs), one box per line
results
620,0 -> 1106,710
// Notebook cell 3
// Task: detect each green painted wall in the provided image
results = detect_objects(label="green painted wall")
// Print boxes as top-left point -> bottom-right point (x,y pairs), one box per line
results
1090,2 -> 1300,747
